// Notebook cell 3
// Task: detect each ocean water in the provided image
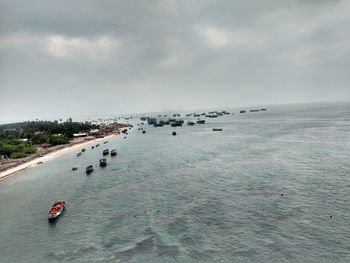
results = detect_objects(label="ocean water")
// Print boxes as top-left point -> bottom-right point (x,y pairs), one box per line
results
0,102 -> 349,263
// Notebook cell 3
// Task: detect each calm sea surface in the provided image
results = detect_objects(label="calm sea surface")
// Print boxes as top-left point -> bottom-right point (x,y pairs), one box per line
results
0,103 -> 349,263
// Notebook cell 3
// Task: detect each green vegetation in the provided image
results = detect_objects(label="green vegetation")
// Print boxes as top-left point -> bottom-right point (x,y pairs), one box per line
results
0,119 -> 99,158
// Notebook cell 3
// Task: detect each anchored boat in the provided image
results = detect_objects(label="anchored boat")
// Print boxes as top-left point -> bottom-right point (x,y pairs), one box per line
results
100,158 -> 107,167
111,149 -> 117,156
103,149 -> 109,155
86,165 -> 94,174
48,201 -> 65,221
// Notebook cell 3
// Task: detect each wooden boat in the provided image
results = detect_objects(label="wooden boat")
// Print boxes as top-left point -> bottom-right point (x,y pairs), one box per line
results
48,201 -> 65,221
187,121 -> 195,126
111,149 -> 117,156
103,149 -> 109,155
100,158 -> 107,167
213,128 -> 223,131
86,165 -> 94,174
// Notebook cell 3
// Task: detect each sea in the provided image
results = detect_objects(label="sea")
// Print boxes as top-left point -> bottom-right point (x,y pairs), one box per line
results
0,102 -> 349,263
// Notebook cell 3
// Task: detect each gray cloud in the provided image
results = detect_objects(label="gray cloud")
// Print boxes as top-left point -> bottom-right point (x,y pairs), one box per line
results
0,0 -> 349,122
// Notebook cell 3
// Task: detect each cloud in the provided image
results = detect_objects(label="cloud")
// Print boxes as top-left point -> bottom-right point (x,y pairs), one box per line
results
46,35 -> 119,60
197,26 -> 233,48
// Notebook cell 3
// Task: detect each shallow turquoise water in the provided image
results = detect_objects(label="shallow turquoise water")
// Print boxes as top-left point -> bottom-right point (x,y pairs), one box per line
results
0,102 -> 349,263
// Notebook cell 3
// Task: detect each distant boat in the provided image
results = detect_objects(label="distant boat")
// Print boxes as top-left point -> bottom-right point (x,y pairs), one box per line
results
96,144 -> 100,147
86,165 -> 94,174
197,119 -> 205,124
72,167 -> 78,171
260,108 -> 267,111
213,128 -> 223,131
111,149 -> 117,156
91,146 -> 95,149
142,130 -> 146,134
187,121 -> 195,126
103,141 -> 108,144
100,158 -> 107,167
81,148 -> 86,152
172,131 -> 177,136
103,149 -> 109,155
48,201 -> 65,221
77,153 -> 82,157
249,109 -> 259,112
240,110 -> 246,113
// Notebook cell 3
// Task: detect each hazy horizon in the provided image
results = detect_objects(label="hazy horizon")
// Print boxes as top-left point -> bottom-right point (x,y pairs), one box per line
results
1,0 -> 349,122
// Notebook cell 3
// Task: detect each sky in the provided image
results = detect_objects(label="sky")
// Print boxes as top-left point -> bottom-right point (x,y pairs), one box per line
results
0,0 -> 349,122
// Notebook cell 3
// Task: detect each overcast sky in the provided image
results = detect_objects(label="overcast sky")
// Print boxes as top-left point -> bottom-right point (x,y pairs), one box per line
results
0,0 -> 349,122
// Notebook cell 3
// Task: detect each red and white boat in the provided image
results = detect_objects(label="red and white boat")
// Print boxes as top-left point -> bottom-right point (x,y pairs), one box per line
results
48,201 -> 65,221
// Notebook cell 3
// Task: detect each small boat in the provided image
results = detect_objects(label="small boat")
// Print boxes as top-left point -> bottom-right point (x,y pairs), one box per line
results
82,148 -> 86,152
100,158 -> 107,167
213,128 -> 223,131
48,201 -> 65,221
96,144 -> 100,147
111,149 -> 117,156
103,149 -> 109,155
142,130 -> 146,134
249,109 -> 259,112
260,108 -> 267,111
103,141 -> 108,144
37,161 -> 43,165
91,146 -> 95,149
86,165 -> 94,174
172,131 -> 177,136
72,167 -> 78,171
187,121 -> 195,126
77,153 -> 81,157
240,110 -> 246,113
197,119 -> 205,124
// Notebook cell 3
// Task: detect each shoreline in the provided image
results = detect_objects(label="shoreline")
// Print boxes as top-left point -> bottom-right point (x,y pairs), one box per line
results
0,133 -> 119,181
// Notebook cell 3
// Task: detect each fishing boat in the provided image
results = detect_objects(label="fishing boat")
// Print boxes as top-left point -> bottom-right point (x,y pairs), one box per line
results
91,146 -> 95,149
172,131 -> 177,136
213,128 -> 223,131
142,130 -> 146,134
187,121 -> 195,126
104,141 -> 108,144
103,149 -> 109,155
197,119 -> 205,124
86,165 -> 94,174
77,152 -> 81,157
96,144 -> 100,147
48,201 -> 65,221
111,149 -> 117,156
82,148 -> 86,152
240,110 -> 246,113
72,167 -> 78,171
100,158 -> 107,167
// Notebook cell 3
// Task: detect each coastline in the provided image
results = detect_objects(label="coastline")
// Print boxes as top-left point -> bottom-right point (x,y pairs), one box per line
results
0,133 -> 118,181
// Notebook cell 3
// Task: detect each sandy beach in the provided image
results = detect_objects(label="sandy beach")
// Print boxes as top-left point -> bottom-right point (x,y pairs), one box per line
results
0,133 -> 118,181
